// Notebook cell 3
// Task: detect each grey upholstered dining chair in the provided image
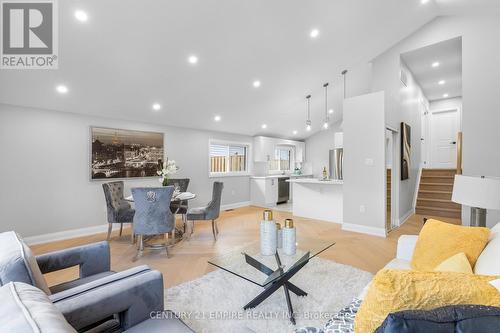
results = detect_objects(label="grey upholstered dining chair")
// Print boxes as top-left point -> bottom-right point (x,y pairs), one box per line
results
131,186 -> 176,260
166,178 -> 190,214
186,181 -> 223,240
102,181 -> 135,242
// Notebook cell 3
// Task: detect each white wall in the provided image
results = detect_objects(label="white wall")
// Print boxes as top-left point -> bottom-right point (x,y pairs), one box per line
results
371,53 -> 428,220
370,13 -> 500,227
0,104 -> 252,238
304,123 -> 342,178
342,92 -> 386,236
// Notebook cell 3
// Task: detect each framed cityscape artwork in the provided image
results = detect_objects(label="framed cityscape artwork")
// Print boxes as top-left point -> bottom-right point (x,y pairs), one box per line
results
90,127 -> 164,180
400,122 -> 411,181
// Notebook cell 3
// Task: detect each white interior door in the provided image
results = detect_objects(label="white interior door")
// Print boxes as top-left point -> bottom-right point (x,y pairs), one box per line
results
430,109 -> 459,169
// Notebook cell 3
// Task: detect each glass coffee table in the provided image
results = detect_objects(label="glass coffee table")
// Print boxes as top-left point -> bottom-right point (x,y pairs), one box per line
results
208,239 -> 335,324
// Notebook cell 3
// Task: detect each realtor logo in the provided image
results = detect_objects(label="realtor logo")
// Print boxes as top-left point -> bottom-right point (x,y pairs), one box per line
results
1,0 -> 58,69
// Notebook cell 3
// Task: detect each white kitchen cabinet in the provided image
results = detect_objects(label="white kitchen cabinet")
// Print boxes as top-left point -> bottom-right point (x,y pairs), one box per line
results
253,136 -> 305,163
295,142 -> 305,163
250,177 -> 278,207
253,136 -> 276,162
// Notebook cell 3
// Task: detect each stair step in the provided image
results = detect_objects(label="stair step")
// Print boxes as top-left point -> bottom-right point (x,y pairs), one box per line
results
421,176 -> 455,184
416,206 -> 461,219
417,198 -> 461,209
422,169 -> 457,177
419,183 -> 454,191
417,205 -> 461,213
418,190 -> 452,200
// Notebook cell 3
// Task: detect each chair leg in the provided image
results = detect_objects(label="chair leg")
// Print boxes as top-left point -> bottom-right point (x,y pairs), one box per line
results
119,224 -> 123,237
133,235 -> 144,261
107,224 -> 112,241
211,219 -> 217,241
164,234 -> 170,258
131,226 -> 135,244
214,219 -> 219,235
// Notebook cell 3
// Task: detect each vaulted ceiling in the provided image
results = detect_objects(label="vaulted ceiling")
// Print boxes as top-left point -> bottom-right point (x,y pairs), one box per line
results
0,0 -> 495,139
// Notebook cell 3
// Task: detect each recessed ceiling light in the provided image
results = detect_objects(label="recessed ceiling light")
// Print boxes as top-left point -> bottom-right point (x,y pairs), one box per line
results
261,124 -> 267,129
328,109 -> 334,114
253,80 -> 261,88
56,85 -> 68,94
421,0 -> 430,4
152,103 -> 161,111
443,93 -> 449,98
432,61 -> 440,68
438,80 -> 446,85
323,122 -> 329,129
74,10 -> 88,22
310,29 -> 320,39
188,55 -> 198,64
214,115 -> 221,122
293,130 -> 298,135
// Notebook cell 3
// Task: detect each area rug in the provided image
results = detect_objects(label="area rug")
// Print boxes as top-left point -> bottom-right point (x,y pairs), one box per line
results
165,257 -> 372,333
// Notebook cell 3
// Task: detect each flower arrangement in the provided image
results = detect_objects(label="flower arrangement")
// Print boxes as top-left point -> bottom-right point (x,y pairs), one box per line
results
157,159 -> 179,186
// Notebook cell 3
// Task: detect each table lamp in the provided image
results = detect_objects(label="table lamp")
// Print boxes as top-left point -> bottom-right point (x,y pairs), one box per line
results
452,175 -> 500,227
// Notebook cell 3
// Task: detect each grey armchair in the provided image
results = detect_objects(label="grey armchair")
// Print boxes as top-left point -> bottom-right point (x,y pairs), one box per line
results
0,230 -> 162,326
132,186 -> 176,259
187,181 -> 224,240
1,279 -> 195,333
102,181 -> 135,242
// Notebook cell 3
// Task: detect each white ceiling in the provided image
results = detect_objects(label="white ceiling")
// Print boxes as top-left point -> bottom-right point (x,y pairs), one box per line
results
0,0 -> 494,139
402,37 -> 462,102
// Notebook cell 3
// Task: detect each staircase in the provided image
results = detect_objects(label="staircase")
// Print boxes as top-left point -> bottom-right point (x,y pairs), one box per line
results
416,169 -> 461,219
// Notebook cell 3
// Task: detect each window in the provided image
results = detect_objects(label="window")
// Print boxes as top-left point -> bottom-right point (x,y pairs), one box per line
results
269,147 -> 292,172
209,142 -> 249,176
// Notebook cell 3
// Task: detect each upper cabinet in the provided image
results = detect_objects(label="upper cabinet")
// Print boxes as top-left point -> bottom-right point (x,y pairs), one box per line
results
295,141 -> 305,163
253,136 -> 276,162
253,136 -> 305,163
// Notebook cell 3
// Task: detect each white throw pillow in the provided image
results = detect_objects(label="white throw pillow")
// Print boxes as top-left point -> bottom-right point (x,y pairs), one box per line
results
474,222 -> 500,275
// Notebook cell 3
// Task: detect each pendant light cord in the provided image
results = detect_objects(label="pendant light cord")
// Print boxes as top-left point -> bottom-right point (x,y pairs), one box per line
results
306,95 -> 311,123
323,83 -> 329,122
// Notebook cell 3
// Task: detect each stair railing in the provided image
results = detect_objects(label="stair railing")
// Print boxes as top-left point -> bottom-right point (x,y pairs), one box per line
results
456,132 -> 463,175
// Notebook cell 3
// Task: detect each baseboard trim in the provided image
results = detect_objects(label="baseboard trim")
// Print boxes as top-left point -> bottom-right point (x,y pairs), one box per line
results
342,223 -> 387,238
221,201 -> 251,211
24,224 -> 111,246
398,208 -> 415,227
24,201 -> 252,245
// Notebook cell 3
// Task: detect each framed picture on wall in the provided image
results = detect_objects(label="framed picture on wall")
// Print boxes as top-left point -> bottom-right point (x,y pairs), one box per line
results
400,122 -> 411,180
90,127 -> 164,180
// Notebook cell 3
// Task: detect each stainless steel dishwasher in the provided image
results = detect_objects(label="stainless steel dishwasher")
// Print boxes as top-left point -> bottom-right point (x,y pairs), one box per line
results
277,177 -> 290,204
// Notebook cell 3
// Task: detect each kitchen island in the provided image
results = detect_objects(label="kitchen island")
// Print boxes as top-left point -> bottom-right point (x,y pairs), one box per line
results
287,178 -> 343,223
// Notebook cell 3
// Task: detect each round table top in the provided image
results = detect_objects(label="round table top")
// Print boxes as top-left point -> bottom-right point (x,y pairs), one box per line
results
125,192 -> 196,202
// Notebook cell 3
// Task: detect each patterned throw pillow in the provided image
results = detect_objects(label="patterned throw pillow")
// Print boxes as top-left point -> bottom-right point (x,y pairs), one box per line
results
294,298 -> 362,333
324,298 -> 362,333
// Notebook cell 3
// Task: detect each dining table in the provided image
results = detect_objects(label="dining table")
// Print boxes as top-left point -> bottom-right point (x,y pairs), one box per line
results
125,191 -> 196,243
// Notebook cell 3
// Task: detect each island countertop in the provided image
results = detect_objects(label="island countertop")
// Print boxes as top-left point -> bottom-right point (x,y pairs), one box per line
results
287,178 -> 343,185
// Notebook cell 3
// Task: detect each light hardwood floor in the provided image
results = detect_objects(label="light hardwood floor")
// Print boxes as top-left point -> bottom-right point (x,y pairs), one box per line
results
31,206 -> 460,289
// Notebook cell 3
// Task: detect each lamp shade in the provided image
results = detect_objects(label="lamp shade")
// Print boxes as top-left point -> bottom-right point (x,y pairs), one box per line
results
452,175 -> 500,209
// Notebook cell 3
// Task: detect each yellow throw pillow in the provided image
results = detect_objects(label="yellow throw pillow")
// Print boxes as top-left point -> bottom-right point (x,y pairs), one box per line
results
354,269 -> 500,333
434,252 -> 473,274
411,219 -> 490,271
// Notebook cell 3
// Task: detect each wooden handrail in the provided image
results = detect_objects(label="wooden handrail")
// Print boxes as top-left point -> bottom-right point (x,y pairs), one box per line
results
456,132 -> 463,175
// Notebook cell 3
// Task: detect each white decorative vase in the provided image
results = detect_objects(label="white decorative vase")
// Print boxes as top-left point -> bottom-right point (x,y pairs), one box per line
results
260,210 -> 277,256
282,219 -> 296,255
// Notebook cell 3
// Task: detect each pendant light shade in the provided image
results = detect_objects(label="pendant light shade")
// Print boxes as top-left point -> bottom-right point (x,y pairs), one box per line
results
305,95 -> 312,131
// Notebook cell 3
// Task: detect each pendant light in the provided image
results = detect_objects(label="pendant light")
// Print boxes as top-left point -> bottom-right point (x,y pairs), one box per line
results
305,95 -> 312,131
322,83 -> 329,129
341,70 -> 348,99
